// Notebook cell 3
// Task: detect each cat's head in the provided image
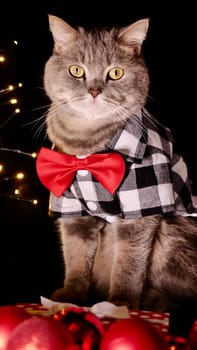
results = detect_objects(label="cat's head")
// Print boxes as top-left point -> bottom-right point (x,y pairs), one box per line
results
44,15 -> 150,153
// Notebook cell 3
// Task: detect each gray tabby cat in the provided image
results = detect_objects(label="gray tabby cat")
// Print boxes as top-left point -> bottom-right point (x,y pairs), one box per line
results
38,14 -> 197,311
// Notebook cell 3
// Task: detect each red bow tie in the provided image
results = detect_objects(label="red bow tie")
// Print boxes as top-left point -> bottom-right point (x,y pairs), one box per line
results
36,147 -> 125,197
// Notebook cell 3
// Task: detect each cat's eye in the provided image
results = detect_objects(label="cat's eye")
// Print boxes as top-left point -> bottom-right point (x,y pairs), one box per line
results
69,65 -> 85,78
108,67 -> 124,80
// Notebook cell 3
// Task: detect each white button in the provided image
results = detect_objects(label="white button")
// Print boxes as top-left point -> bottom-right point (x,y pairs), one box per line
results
87,201 -> 97,211
77,170 -> 89,176
105,216 -> 119,223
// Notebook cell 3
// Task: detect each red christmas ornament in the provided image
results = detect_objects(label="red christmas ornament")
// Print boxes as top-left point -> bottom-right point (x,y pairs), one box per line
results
5,315 -> 79,350
53,306 -> 105,349
0,305 -> 30,350
165,334 -> 190,349
100,317 -> 169,350
188,319 -> 197,350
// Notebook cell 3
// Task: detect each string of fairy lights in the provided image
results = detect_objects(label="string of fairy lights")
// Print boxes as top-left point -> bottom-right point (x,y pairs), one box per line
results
0,41 -> 40,206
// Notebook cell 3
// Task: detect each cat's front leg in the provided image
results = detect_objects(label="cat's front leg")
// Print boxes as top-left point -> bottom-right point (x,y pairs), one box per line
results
51,216 -> 105,305
107,218 -> 157,309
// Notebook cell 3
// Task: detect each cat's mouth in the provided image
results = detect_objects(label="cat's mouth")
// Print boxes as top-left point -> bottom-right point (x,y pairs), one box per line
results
70,95 -> 106,116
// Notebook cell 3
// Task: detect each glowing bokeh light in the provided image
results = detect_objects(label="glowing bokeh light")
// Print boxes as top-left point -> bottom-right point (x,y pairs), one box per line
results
0,55 -> 6,62
8,85 -> 14,91
31,152 -> 37,158
10,98 -> 18,104
15,172 -> 24,180
14,189 -> 20,195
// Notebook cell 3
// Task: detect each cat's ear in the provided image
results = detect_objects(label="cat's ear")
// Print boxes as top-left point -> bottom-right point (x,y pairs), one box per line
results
118,18 -> 149,55
48,14 -> 78,54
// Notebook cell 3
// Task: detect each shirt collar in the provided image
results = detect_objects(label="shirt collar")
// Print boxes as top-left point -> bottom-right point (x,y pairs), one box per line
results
106,108 -> 173,162
106,109 -> 147,162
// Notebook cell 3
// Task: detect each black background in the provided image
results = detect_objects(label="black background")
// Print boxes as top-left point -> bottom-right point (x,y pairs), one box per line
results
0,0 -> 196,336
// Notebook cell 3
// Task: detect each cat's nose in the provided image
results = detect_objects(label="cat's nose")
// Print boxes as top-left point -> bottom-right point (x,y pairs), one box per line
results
88,88 -> 102,98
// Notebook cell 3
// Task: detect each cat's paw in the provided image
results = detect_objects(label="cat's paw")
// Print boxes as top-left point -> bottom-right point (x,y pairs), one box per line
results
50,287 -> 88,306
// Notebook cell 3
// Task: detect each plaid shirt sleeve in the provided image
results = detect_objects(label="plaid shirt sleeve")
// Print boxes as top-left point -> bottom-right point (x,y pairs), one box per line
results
171,153 -> 196,214
117,151 -> 196,219
117,160 -> 175,218
114,109 -> 197,218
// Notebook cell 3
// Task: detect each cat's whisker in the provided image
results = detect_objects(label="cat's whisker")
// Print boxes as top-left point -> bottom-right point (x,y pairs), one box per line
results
70,95 -> 86,103
23,112 -> 47,128
121,115 -> 148,142
146,91 -> 158,104
30,104 -> 51,112
20,103 -> 50,127
32,122 -> 47,142
21,110 -> 49,142
102,98 -> 130,118
29,120 -> 46,142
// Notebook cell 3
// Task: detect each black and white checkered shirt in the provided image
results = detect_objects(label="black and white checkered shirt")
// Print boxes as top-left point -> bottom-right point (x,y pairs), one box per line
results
49,108 -> 196,222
